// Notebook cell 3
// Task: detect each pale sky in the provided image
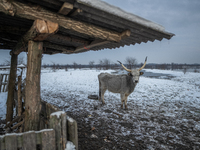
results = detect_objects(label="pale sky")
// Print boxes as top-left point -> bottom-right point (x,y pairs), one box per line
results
0,0 -> 200,65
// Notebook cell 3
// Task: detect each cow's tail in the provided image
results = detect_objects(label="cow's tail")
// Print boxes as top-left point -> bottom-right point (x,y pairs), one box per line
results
98,75 -> 101,101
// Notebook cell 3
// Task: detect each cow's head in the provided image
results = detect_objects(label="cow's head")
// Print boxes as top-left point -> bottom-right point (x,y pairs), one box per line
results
118,57 -> 147,83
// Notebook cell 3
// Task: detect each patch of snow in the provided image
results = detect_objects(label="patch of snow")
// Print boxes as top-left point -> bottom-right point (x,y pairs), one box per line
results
65,141 -> 76,150
50,111 -> 66,118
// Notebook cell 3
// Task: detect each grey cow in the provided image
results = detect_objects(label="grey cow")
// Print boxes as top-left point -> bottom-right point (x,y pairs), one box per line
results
98,57 -> 147,109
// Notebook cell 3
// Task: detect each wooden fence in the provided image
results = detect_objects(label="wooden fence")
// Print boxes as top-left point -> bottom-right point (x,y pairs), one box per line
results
0,74 -> 9,92
0,111 -> 78,150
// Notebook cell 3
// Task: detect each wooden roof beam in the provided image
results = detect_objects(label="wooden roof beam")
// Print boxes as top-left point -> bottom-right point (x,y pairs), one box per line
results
43,42 -> 75,53
74,30 -> 131,53
58,2 -> 73,15
12,19 -> 58,55
0,0 -> 122,43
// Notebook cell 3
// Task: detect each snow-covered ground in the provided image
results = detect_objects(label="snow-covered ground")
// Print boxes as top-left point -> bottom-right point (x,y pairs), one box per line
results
1,68 -> 200,149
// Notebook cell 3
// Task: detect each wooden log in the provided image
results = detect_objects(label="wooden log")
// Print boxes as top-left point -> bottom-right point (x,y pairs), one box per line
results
5,134 -> 17,150
24,41 -> 43,131
75,40 -> 109,52
67,116 -> 78,150
74,30 -> 131,52
6,53 -> 18,123
5,114 -> 24,129
46,34 -> 90,46
11,120 -> 24,130
23,131 -> 37,150
0,0 -> 122,43
43,42 -> 75,52
50,111 -> 67,150
18,76 -> 22,117
58,2 -> 73,15
13,19 -> 58,55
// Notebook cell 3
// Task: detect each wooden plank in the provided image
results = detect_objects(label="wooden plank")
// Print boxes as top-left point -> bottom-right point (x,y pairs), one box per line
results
41,129 -> 56,150
75,40 -> 109,52
18,76 -> 22,117
6,53 -> 18,123
43,42 -> 75,53
67,116 -> 78,150
0,0 -> 122,43
46,34 -> 90,45
0,74 -> 2,92
24,41 -> 43,131
5,134 -> 17,150
13,19 -> 58,55
23,131 -> 37,150
0,136 -> 5,150
58,2 -> 73,15
50,111 -> 67,150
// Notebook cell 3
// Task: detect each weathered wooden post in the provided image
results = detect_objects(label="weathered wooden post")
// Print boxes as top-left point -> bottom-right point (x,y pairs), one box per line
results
67,116 -> 78,150
24,41 -> 43,131
6,53 -> 18,123
18,75 -> 22,117
50,111 -> 67,150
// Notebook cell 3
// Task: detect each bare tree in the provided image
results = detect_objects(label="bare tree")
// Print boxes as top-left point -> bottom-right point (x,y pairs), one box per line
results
73,62 -> 78,70
102,58 -> 110,70
98,59 -> 103,70
125,57 -> 137,69
89,61 -> 95,69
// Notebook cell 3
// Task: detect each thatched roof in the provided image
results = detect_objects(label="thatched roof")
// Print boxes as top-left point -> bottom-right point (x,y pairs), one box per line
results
0,0 -> 174,55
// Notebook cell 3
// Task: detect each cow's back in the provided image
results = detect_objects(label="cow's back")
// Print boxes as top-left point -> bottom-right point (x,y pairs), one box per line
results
98,73 -> 127,93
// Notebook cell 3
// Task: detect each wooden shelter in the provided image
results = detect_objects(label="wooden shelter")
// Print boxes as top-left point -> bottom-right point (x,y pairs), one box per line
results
0,0 -> 174,131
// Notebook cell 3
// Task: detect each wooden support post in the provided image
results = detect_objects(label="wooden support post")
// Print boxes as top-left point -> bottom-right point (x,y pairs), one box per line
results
18,76 -> 22,117
6,53 -> 18,123
50,111 -> 67,150
24,41 -> 43,131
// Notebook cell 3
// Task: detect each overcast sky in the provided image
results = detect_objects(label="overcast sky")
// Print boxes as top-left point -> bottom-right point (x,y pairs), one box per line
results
0,0 -> 200,65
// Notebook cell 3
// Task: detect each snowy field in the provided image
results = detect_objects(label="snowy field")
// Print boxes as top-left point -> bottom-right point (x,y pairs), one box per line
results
1,68 -> 200,149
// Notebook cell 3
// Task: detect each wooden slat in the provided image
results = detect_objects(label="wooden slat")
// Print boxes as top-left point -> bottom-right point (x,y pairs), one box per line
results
75,40 -> 109,52
58,2 -> 73,15
5,134 -> 17,150
50,111 -> 67,150
23,131 -> 36,150
0,74 -> 2,92
43,42 -> 75,53
67,116 -> 78,150
41,129 -> 56,150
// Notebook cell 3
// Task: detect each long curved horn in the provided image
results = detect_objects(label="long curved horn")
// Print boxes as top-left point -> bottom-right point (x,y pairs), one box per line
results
117,60 -> 131,72
138,57 -> 147,71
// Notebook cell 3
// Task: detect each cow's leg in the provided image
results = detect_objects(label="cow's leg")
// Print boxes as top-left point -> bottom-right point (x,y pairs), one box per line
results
125,95 -> 128,109
101,89 -> 106,104
120,93 -> 125,109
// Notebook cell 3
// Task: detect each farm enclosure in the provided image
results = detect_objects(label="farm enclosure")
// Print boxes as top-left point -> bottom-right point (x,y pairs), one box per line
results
41,68 -> 200,149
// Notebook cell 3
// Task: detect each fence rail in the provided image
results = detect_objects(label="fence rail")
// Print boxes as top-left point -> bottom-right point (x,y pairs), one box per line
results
0,74 -> 9,92
0,129 -> 55,150
1,111 -> 78,150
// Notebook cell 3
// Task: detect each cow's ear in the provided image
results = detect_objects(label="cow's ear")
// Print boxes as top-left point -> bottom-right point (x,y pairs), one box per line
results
140,72 -> 144,76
